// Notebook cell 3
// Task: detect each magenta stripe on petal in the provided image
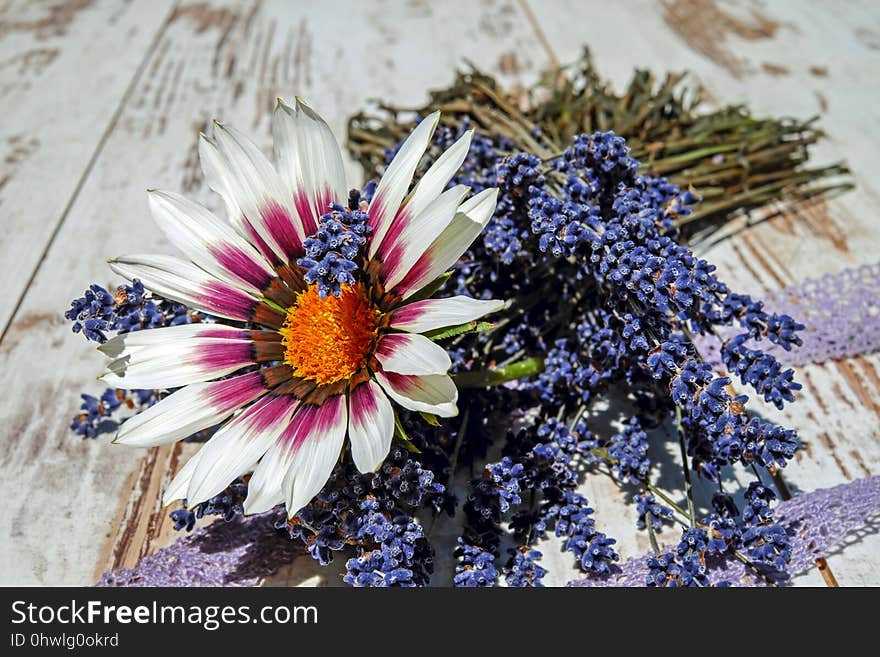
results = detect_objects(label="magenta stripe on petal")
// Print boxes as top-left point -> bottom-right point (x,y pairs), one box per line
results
350,382 -> 378,426
376,204 -> 412,261
377,232 -> 409,285
197,327 -> 250,340
367,192 -> 389,233
375,333 -> 407,359
388,301 -> 427,327
280,395 -> 344,450
208,244 -> 272,290
244,219 -> 278,263
204,371 -> 266,409
294,191 -> 317,237
192,340 -> 253,370
380,371 -> 419,393
197,281 -> 256,320
262,201 -> 303,260
391,251 -> 434,297
247,394 -> 298,433
315,188 -> 335,216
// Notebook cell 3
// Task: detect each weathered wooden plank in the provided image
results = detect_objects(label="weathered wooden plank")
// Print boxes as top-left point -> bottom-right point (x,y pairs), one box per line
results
3,0 -> 877,587
0,0 -> 553,585
525,0 -> 880,585
0,0 -> 177,337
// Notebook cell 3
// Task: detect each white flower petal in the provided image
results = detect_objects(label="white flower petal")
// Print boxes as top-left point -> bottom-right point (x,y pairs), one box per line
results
187,394 -> 298,506
210,122 -> 306,262
100,338 -> 255,389
281,395 -> 348,516
390,296 -> 505,333
109,254 -> 259,322
379,184 -> 469,291
391,187 -> 498,299
374,130 -> 473,266
348,381 -> 394,474
405,129 -> 473,221
242,439 -> 287,514
375,333 -> 451,376
199,134 -> 244,230
273,98 -> 347,235
163,448 -> 204,505
113,372 -> 267,447
368,111 -> 440,258
147,190 -> 275,293
375,370 -> 458,418
98,323 -> 247,359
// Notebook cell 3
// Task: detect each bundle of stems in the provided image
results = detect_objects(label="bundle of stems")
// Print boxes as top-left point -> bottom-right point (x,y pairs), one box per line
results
347,48 -> 852,241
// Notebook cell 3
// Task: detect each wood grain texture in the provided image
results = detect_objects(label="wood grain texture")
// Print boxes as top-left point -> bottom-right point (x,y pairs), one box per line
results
0,0 -> 176,337
0,0 -> 877,586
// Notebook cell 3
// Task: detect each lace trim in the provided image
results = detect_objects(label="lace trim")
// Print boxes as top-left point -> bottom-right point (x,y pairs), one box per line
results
696,262 -> 880,368
569,475 -> 880,587
97,510 -> 298,587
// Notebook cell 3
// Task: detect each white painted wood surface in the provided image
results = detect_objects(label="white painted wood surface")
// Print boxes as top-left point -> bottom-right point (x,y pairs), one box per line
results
0,0 -> 877,586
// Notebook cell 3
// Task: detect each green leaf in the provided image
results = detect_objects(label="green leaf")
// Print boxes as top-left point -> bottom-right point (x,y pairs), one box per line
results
261,297 -> 288,313
394,413 -> 421,453
404,272 -> 452,304
590,447 -> 613,464
419,411 -> 440,427
425,320 -> 493,341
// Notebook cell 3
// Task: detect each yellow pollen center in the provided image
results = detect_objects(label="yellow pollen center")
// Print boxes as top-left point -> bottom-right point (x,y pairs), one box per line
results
280,283 -> 380,386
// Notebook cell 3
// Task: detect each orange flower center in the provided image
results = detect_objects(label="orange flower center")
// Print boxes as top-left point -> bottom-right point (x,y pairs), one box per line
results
280,283 -> 380,386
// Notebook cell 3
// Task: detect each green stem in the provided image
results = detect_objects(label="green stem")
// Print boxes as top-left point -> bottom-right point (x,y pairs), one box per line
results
675,405 -> 697,528
645,482 -> 689,521
646,514 -> 661,554
453,356 -> 545,388
446,405 -> 471,484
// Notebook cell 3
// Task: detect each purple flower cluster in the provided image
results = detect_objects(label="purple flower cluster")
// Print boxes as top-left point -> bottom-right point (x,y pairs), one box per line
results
70,388 -> 159,439
65,279 -> 190,344
297,192 -> 371,298
607,418 -> 651,485
170,478 -> 249,532
65,279 -> 197,439
277,441 -> 446,583
436,127 -> 802,585
505,546 -> 546,587
647,483 -> 792,587
647,528 -> 712,587
456,418 -> 618,586
454,539 -> 498,587
740,482 -> 792,572
636,494 -> 673,531
343,499 -> 433,587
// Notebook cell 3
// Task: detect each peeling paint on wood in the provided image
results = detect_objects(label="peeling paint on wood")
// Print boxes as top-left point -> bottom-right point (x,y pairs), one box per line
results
660,0 -> 783,78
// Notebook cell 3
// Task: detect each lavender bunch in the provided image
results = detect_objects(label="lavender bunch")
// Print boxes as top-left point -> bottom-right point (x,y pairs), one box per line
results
65,279 -> 191,344
65,280 -> 198,439
65,125 -> 807,588
408,125 -> 805,586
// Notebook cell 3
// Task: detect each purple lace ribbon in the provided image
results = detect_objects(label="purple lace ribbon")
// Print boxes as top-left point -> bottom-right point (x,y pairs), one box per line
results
97,477 -> 879,587
569,475 -> 880,587
695,261 -> 880,367
97,510 -> 299,587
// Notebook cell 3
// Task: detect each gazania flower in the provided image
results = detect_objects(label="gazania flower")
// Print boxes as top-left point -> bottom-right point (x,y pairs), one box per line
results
101,99 -> 502,518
